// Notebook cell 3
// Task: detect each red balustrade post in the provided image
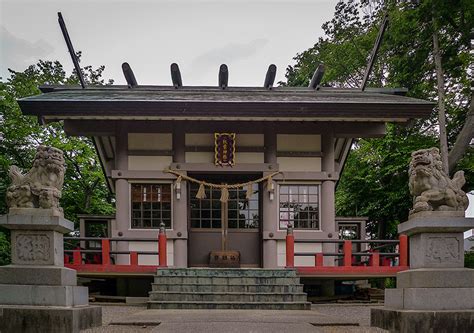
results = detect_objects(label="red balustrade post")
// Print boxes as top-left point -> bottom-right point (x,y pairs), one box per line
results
130,251 -> 139,266
371,252 -> 380,267
399,234 -> 408,267
285,223 -> 295,268
382,257 -> 391,266
315,253 -> 324,267
101,239 -> 111,266
64,254 -> 69,264
72,250 -> 81,266
343,240 -> 352,267
158,223 -> 168,267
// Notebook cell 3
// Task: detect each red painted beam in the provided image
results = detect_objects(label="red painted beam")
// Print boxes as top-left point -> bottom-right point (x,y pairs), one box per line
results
296,265 -> 409,277
65,263 -> 158,274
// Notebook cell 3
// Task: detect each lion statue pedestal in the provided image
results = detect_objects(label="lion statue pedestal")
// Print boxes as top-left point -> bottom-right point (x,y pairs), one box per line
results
0,146 -> 101,333
371,148 -> 474,333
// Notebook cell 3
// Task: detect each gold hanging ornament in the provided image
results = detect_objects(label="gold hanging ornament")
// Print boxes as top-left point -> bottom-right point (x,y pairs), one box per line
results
174,175 -> 182,189
164,169 -> 281,202
266,175 -> 273,192
245,183 -> 253,200
196,183 -> 206,199
220,186 -> 229,203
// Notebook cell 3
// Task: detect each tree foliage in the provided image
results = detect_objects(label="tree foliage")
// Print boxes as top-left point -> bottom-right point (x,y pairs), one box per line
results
284,0 -> 473,238
0,58 -> 115,264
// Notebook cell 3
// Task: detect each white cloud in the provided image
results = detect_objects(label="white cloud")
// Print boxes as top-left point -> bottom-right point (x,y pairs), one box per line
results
0,26 -> 54,79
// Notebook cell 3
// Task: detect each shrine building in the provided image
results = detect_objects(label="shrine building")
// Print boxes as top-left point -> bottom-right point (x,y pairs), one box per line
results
17,76 -> 433,269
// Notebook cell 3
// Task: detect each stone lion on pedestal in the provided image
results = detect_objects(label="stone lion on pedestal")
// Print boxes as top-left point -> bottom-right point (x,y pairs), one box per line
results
408,147 -> 469,216
6,146 -> 66,211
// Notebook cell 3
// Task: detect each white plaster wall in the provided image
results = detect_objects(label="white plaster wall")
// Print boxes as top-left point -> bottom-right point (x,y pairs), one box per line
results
277,157 -> 321,172
238,134 -> 264,146
277,240 -> 322,267
185,133 -> 213,146
129,240 -> 174,266
277,134 -> 321,152
235,152 -> 264,163
128,156 -> 172,171
185,152 -> 214,163
128,133 -> 172,150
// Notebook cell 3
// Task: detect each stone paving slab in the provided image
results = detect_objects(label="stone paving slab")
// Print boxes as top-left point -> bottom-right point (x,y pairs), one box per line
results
81,304 -> 389,333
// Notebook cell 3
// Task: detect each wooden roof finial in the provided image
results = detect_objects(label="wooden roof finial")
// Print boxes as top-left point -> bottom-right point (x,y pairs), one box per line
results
264,64 -> 277,89
171,63 -> 183,88
218,64 -> 228,89
122,62 -> 138,88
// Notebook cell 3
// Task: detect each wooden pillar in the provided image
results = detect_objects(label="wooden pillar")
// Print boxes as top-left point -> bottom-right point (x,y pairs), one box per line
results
115,122 -> 129,264
263,127 -> 278,268
321,132 -> 336,266
172,123 -> 188,267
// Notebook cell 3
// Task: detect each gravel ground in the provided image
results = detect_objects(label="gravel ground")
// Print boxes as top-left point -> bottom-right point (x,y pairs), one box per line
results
81,303 -> 388,333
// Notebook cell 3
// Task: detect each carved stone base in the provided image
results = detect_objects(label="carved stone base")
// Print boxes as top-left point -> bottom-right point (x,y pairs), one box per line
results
397,216 -> 474,269
397,268 -> 474,288
0,284 -> 89,307
0,265 -> 77,286
371,216 -> 474,332
385,286 -> 474,310
0,305 -> 102,333
10,230 -> 65,266
0,213 -> 73,233
371,307 -> 474,333
8,207 -> 63,218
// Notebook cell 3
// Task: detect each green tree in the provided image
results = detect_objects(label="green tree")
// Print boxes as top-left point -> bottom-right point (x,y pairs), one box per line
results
284,0 -> 473,238
0,58 -> 115,265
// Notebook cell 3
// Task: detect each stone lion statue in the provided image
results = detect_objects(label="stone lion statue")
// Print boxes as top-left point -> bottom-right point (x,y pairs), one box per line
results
408,147 -> 469,216
6,146 -> 66,211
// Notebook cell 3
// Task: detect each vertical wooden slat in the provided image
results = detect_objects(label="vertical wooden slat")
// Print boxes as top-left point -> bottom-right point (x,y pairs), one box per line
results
73,250 -> 81,266
343,240 -> 352,267
399,234 -> 408,267
315,253 -> 324,267
101,239 -> 111,266
130,251 -> 139,266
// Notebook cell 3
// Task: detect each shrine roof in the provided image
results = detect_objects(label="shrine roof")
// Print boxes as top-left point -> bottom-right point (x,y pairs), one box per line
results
18,85 -> 434,122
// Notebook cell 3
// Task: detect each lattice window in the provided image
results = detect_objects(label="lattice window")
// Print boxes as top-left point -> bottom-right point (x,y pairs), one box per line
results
189,183 -> 259,229
131,184 -> 171,229
279,184 -> 320,230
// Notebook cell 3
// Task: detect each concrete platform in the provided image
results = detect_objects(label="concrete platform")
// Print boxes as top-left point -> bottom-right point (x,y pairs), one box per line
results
371,307 -> 474,333
0,305 -> 102,333
79,304 -> 391,332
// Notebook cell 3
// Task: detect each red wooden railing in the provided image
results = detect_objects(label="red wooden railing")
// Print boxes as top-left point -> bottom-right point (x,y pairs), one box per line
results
285,226 -> 409,277
64,227 -> 167,274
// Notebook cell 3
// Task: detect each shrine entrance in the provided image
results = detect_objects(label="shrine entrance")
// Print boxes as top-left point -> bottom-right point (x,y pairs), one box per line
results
187,174 -> 262,267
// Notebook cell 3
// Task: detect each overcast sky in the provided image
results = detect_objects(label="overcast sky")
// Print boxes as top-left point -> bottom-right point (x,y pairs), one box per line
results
0,0 -> 336,86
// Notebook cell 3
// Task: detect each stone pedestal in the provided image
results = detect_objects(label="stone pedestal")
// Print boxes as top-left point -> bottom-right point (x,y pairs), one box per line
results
371,215 -> 474,333
0,210 -> 101,333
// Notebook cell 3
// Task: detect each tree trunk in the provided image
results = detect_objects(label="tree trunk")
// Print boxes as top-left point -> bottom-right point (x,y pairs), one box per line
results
448,90 -> 474,172
432,25 -> 450,174
447,30 -> 474,172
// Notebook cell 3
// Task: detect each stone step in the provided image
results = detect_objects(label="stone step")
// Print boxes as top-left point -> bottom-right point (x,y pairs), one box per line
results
151,283 -> 304,293
153,276 -> 301,285
147,301 -> 311,310
149,291 -> 308,303
155,268 -> 297,278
